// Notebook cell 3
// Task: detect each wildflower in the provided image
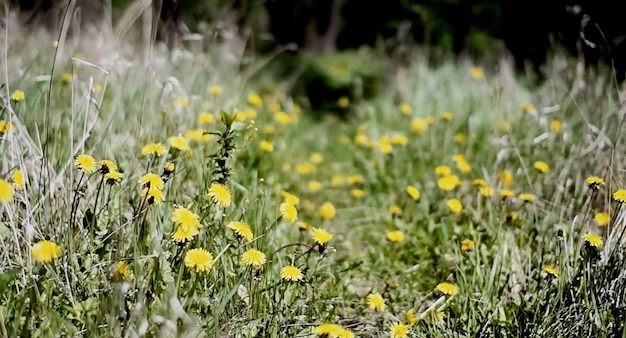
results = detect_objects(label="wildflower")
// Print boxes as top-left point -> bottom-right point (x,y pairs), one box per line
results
92,83 -> 102,92
208,85 -> 222,95
522,103 -> 536,113
168,136 -> 191,153
447,199 -> 463,213
455,158 -> 472,173
533,161 -> 550,173
227,221 -> 254,242
259,140 -> 274,152
585,176 -> 605,190
61,73 -> 71,84
390,322 -> 409,338
174,97 -> 188,107
319,202 -> 336,220
163,162 -> 175,175
12,170 -> 25,189
434,165 -> 452,177
280,202 -> 298,222
498,169 -> 513,187
308,181 -> 322,192
298,221 -> 310,232
172,223 -> 200,242
241,249 -> 266,268
499,189 -> 515,198
275,111 -> 293,124
387,230 -> 405,243
184,129 -> 211,143
350,189 -> 365,198
543,265 -> 559,278
141,143 -> 166,157
314,324 -> 344,337
454,133 -> 466,145
331,175 -> 345,186
337,96 -> 350,108
98,159 -> 117,174
389,205 -> 402,216
470,66 -> 484,80
406,309 -> 418,325
184,248 -> 214,272
171,206 -> 200,228
438,175 -> 460,191
31,240 -> 62,263
296,162 -> 315,175
248,93 -> 263,107
280,191 -> 300,205
105,171 -> 124,184
280,265 -> 303,282
479,186 -> 494,197
75,154 -> 97,174
310,153 -> 324,164
594,212 -> 610,226
208,183 -> 231,208
441,111 -> 453,121
518,193 -> 535,202
347,175 -> 364,185
410,117 -> 428,133
112,261 -> 133,281
435,282 -> 459,296
461,239 -> 475,252
311,228 -> 333,245
391,134 -> 408,145
613,189 -> 626,203
138,173 -> 164,190
406,185 -> 420,200
378,141 -> 393,155
583,233 -> 603,248
550,120 -> 563,132
11,90 -> 25,102
0,120 -> 14,134
472,179 -> 487,187
197,112 -> 214,124
367,293 -> 386,311
506,211 -> 517,222
400,102 -> 412,115
142,187 -> 164,204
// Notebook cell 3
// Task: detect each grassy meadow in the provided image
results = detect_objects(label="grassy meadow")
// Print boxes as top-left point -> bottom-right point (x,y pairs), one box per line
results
1,26 -> 626,338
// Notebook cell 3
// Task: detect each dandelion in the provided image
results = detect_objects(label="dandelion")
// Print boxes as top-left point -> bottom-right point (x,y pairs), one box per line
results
367,293 -> 386,311
168,136 -> 191,153
308,181 -> 322,192
391,134 -> 408,145
0,120 -> 14,134
171,206 -> 201,228
406,185 -> 420,200
208,85 -> 222,95
389,205 -> 402,216
280,202 -> 298,222
0,180 -> 14,203
12,170 -> 25,189
61,73 -> 71,84
378,141 -> 393,155
472,179 -> 487,187
112,261 -> 133,281
387,230 -> 405,243
435,165 -> 452,177
172,223 -> 200,242
311,228 -> 333,245
197,112 -> 215,124
296,162 -> 315,175
105,171 -> 124,184
390,322 -> 409,338
435,282 -> 458,296
280,191 -> 300,205
506,211 -> 517,222
184,129 -> 211,143
400,102 -> 412,115
350,189 -> 365,198
479,186 -> 494,197
410,117 -> 428,133
447,199 -> 463,213
163,162 -> 175,175
314,324 -> 344,337
498,169 -> 513,187
98,159 -> 117,174
518,193 -> 535,202
583,233 -> 603,248
533,161 -> 550,173
454,133 -> 466,145
543,265 -> 559,277
470,66 -> 484,80
227,221 -> 254,242
585,176 -> 605,190
347,175 -> 364,185
550,120 -> 563,132
337,96 -> 350,108
499,189 -> 515,199
280,265 -> 303,282
11,90 -> 25,102
248,93 -> 263,107
138,173 -> 164,190
613,189 -> 626,203
330,175 -> 345,186
141,143 -> 166,157
31,240 -> 62,263
461,239 -> 475,252
319,202 -> 336,220
75,154 -> 97,174
406,309 -> 418,325
241,249 -> 266,268
184,248 -> 214,272
522,103 -> 536,113
174,97 -> 188,107
142,187 -> 164,204
594,212 -> 610,226
259,140 -> 274,152
438,175 -> 460,191
441,111 -> 453,121
310,153 -> 324,164
208,183 -> 231,208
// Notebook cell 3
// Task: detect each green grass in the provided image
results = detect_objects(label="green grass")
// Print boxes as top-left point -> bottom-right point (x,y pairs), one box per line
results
1,28 -> 626,338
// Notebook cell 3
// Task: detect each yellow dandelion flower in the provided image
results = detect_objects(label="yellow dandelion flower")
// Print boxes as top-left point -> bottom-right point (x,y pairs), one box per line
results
31,240 -> 62,263
400,102 -> 412,115
280,265 -> 303,282
594,212 -> 610,226
447,199 -> 463,213
389,205 -> 402,216
0,180 -> 14,203
314,323 -> 344,337
533,161 -> 550,174
550,120 -> 563,132
480,186 -> 494,197
543,265 -> 559,277
105,171 -> 124,184
410,117 -> 428,133
337,96 -> 350,108
197,112 -> 215,124
391,134 -> 408,145
441,111 -> 453,121
171,206 -> 201,228
461,239 -> 475,252
583,233 -> 603,248
280,191 -> 300,205
435,282 -> 458,296
498,169 -> 513,187
227,221 -> 254,242
74,154 -> 97,174
438,175 -> 460,191
142,187 -> 164,204
613,189 -> 626,203
518,193 -> 535,202
112,261 -> 133,282
585,176 -> 605,190
350,189 -> 365,198
280,202 -> 298,222
248,93 -> 263,107
435,165 -> 452,177
319,202 -> 336,220
347,175 -> 364,185
168,136 -> 191,153
522,103 -> 536,113
12,170 -> 25,189
454,133 -> 466,145
472,179 -> 487,187
331,175 -> 345,186
366,293 -> 386,311
310,153 -> 324,164
387,230 -> 405,243
11,90 -> 25,102
174,97 -> 188,107
241,249 -> 266,268
172,223 -> 200,242
506,211 -> 517,222
406,185 -> 420,200
138,173 -> 164,190
390,322 -> 409,338
259,140 -> 274,152
208,183 -> 231,208
275,111 -> 293,124
298,221 -> 310,231
308,181 -> 322,192
98,159 -> 117,173
141,143 -> 166,157
311,228 -> 333,245
184,129 -> 211,143
163,161 -> 175,175
0,120 -> 14,134
208,85 -> 222,95
296,162 -> 315,175
61,73 -> 72,84
499,189 -> 515,198
184,248 -> 213,272
470,66 -> 484,80
406,309 -> 418,326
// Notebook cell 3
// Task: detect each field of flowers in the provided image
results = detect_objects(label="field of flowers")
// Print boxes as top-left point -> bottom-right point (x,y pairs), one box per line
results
1,33 -> 626,338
